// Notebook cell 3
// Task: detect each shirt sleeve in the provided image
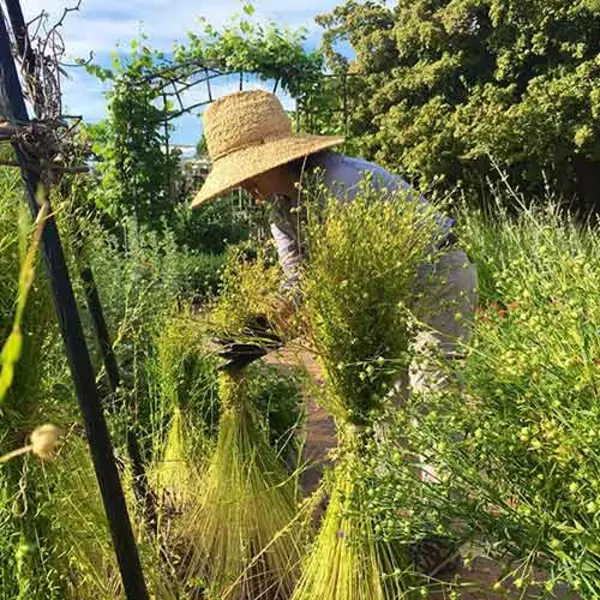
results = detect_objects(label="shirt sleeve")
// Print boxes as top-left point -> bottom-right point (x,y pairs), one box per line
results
270,222 -> 303,302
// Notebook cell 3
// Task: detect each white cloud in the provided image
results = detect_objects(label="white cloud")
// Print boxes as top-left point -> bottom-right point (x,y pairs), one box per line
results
22,0 -> 335,58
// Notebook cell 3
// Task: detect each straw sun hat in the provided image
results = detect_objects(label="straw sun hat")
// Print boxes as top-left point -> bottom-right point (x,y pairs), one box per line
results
191,90 -> 345,208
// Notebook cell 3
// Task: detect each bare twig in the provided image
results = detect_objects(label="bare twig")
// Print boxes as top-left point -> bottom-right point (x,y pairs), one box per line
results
60,49 -> 94,68
55,0 -> 83,29
0,2 -> 93,179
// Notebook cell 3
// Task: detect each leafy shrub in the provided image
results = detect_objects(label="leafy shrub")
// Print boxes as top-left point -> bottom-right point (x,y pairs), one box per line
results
174,194 -> 250,255
180,252 -> 225,303
318,0 -> 600,211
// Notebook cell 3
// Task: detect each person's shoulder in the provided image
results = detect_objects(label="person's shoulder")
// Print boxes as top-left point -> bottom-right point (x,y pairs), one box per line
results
310,151 -> 411,199
314,151 -> 380,172
328,152 -> 406,182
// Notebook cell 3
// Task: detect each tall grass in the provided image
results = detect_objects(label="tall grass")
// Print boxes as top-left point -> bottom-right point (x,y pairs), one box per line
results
374,200 -> 600,595
0,170 -> 67,599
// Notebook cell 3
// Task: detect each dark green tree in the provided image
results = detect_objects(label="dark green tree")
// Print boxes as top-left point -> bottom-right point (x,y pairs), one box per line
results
318,0 -> 600,211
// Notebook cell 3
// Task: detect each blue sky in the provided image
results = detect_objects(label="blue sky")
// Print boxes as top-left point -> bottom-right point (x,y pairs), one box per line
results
22,0 -> 346,145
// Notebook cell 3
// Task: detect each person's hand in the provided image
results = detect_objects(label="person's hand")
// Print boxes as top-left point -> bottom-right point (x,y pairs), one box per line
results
243,314 -> 283,347
214,339 -> 268,373
268,296 -> 306,340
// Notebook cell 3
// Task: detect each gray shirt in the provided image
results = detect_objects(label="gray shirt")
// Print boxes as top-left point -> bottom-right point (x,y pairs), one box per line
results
270,151 -> 454,294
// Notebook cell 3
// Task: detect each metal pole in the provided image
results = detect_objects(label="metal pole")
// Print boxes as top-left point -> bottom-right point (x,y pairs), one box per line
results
342,71 -> 348,136
162,92 -> 171,202
4,0 -> 33,74
0,9 -> 149,600
5,0 -> 157,537
79,261 -> 158,532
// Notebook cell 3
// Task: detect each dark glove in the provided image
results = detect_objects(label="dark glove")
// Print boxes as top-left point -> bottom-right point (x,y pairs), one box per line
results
214,314 -> 283,373
243,314 -> 283,346
215,340 -> 268,372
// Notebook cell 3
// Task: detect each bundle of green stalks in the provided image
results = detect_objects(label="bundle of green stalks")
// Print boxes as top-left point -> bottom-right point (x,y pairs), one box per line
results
183,251 -> 304,599
292,182 -> 443,600
48,433 -> 180,600
185,372 -> 303,599
151,311 -> 216,510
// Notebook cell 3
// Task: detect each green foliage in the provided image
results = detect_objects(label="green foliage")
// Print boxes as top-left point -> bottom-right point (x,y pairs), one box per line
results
174,194 -> 250,256
71,212 -> 209,343
318,0 -> 600,209
0,170 -> 66,599
0,167 -> 306,598
195,134 -> 207,157
175,4 -> 324,100
0,174 -> 54,417
0,195 -> 48,403
83,42 -> 181,232
372,200 -> 600,594
246,361 -> 306,454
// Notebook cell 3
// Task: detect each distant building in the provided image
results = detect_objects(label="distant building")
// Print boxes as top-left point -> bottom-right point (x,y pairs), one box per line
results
161,144 -> 197,161
164,145 -> 211,202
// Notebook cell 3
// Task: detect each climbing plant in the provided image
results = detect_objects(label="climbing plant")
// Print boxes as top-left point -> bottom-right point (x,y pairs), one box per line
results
83,42 -> 181,233
174,4 -> 324,101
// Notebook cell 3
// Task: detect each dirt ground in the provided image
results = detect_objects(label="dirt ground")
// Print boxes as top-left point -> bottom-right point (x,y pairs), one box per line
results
265,347 -> 579,600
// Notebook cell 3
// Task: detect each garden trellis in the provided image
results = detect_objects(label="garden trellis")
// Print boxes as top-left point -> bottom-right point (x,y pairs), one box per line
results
117,55 -> 359,219
0,1 -> 150,598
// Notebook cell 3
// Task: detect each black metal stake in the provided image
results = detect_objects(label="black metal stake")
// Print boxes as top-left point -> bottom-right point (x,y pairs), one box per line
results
0,9 -> 149,600
79,262 -> 158,531
4,0 -> 158,537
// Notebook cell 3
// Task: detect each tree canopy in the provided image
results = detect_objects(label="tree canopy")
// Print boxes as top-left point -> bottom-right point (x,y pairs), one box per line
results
317,0 -> 600,209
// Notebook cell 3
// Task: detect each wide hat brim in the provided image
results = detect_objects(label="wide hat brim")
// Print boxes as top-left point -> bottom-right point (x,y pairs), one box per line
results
190,133 -> 345,208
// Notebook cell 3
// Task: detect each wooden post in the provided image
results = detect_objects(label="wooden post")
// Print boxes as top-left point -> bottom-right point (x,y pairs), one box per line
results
0,7 -> 149,599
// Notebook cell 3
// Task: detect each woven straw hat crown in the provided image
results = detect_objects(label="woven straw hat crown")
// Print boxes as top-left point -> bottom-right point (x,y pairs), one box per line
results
191,90 -> 344,208
206,90 -> 292,161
